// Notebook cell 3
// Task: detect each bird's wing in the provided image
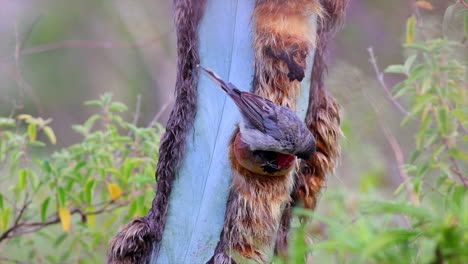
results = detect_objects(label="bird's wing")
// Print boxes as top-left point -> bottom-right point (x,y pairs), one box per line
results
235,92 -> 277,133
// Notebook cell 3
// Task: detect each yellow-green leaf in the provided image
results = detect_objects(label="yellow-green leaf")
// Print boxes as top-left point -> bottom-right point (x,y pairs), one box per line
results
28,124 -> 37,142
43,126 -> 57,145
1,207 -> 12,232
415,0 -> 433,10
406,16 -> 417,45
17,114 -> 32,121
450,148 -> 468,161
59,207 -> 71,232
18,169 -> 28,190
107,183 -> 122,200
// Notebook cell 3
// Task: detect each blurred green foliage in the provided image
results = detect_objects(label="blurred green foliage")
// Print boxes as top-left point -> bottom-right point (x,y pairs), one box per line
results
0,94 -> 162,263
276,2 -> 468,264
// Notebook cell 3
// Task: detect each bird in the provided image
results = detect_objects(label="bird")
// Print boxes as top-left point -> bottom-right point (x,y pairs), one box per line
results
198,65 -> 316,162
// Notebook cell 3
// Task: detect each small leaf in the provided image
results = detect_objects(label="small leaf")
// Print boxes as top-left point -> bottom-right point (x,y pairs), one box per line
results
28,124 -> 37,142
107,183 -> 122,200
450,148 -> 468,161
406,16 -> 417,44
41,198 -> 50,222
18,169 -> 28,190
109,102 -> 128,112
0,117 -> 15,127
404,54 -> 417,71
26,141 -> 46,147
59,206 -> 72,232
361,201 -> 431,220
43,126 -> 57,145
1,207 -> 12,231
0,194 -> 3,209
58,187 -> 66,207
416,1 -> 433,10
84,100 -> 101,107
17,114 -> 32,121
85,180 -> 95,204
385,65 -> 407,74
437,107 -> 450,136
361,230 -> 418,259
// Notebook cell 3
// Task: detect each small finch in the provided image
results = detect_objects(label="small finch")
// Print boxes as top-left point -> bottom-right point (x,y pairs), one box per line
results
198,66 -> 316,162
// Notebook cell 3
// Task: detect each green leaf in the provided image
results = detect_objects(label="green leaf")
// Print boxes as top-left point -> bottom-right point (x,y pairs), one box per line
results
0,194 -> 3,209
361,230 -> 419,260
84,100 -> 101,107
406,16 -> 417,44
361,201 -> 431,220
28,123 -> 37,142
450,148 -> 468,161
85,180 -> 95,205
404,54 -> 417,71
437,107 -> 450,136
43,126 -> 57,145
18,169 -> 28,190
27,141 -> 46,147
109,102 -> 128,112
43,160 -> 52,173
58,187 -> 66,207
1,207 -> 12,231
0,117 -> 15,127
385,64 -> 407,75
84,114 -> 101,130
41,198 -> 50,222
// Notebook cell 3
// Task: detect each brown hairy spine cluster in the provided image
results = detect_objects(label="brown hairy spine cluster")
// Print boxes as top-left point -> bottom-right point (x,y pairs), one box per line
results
276,0 -> 348,256
209,0 -> 349,263
107,0 -> 206,263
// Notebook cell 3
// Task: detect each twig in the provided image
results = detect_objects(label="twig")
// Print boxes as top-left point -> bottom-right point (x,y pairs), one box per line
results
127,94 -> 142,137
368,98 -> 421,206
460,0 -> 468,9
355,71 -> 420,206
0,198 -> 31,242
0,257 -> 25,264
367,47 -> 413,118
12,20 -> 44,116
148,97 -> 173,128
19,31 -> 172,56
0,200 -> 128,242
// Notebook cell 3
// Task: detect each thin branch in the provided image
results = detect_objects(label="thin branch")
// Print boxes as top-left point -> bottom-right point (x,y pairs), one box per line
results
0,257 -> 25,264
148,97 -> 173,128
127,94 -> 142,137
19,31 -> 172,56
460,0 -> 468,9
0,198 -> 31,242
355,71 -> 420,206
12,20 -> 44,116
368,98 -> 421,206
0,200 -> 128,242
367,47 -> 413,118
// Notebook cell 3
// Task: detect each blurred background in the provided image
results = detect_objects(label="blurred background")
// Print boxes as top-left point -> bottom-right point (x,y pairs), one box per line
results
0,0 -> 451,189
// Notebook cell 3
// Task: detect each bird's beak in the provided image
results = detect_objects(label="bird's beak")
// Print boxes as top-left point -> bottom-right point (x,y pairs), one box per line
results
197,65 -> 227,90
197,65 -> 233,94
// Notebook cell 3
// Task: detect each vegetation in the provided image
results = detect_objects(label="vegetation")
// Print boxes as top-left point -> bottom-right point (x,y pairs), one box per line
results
0,94 -> 162,263
279,2 -> 468,264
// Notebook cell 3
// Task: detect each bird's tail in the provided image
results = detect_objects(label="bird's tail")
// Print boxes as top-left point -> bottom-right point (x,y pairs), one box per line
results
197,65 -> 234,94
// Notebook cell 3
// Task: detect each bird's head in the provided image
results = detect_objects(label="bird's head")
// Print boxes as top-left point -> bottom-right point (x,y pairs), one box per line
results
295,133 -> 316,160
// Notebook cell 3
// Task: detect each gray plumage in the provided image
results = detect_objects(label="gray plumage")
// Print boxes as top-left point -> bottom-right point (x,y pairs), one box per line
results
198,66 -> 316,160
